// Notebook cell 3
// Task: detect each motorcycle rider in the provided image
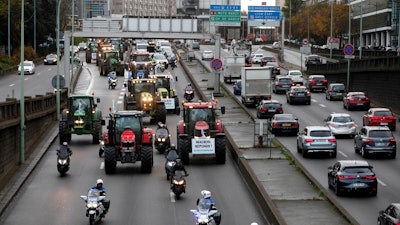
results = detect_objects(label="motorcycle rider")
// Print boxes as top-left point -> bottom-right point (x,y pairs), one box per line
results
107,71 -> 117,88
185,83 -> 193,91
90,179 -> 110,216
196,190 -> 221,225
59,142 -> 73,156
171,158 -> 188,176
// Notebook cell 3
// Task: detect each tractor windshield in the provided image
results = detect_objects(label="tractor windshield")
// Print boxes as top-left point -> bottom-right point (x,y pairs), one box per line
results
115,116 -> 142,143
189,108 -> 213,123
131,54 -> 150,62
104,51 -> 118,59
134,83 -> 155,94
155,77 -> 171,90
72,98 -> 91,112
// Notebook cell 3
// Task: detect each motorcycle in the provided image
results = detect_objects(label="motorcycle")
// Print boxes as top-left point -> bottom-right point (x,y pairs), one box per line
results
56,146 -> 71,176
154,124 -> 171,154
169,56 -> 177,70
171,170 -> 188,200
165,147 -> 179,180
184,86 -> 195,102
190,198 -> 221,225
80,189 -> 107,225
108,72 -> 118,89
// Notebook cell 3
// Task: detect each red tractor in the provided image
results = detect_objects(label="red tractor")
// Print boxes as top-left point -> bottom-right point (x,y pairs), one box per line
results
103,110 -> 154,174
176,101 -> 226,164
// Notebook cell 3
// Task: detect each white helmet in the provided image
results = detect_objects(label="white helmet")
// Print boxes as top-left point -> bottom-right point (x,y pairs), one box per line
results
201,190 -> 211,199
63,142 -> 68,146
96,179 -> 104,185
250,223 -> 259,225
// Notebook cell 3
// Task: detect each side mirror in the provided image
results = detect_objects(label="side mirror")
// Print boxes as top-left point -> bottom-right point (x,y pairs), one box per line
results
175,76 -> 178,81
97,98 -> 100,103
221,106 -> 225,114
101,119 -> 106,125
327,166 -> 333,170
378,210 -> 384,215
124,82 -> 127,87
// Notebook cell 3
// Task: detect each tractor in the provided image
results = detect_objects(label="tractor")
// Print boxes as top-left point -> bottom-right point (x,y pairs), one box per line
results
103,110 -> 153,174
98,50 -> 124,76
149,73 -> 180,115
176,101 -> 226,165
124,78 -> 167,124
85,42 -> 98,64
59,94 -> 104,144
128,51 -> 152,78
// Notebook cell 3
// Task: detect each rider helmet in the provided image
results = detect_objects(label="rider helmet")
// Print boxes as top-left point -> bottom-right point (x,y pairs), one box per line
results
201,190 -> 211,199
250,223 -> 259,225
176,158 -> 183,167
62,142 -> 68,146
97,179 -> 104,185
187,83 -> 192,86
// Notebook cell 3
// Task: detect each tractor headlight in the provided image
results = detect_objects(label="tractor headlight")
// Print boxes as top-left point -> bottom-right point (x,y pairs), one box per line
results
143,97 -> 153,102
75,119 -> 84,124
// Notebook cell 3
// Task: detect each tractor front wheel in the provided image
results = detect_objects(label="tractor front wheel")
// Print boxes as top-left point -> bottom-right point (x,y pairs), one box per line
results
104,146 -> 117,174
178,137 -> 190,165
141,145 -> 153,173
156,104 -> 167,124
92,121 -> 101,144
215,136 -> 226,164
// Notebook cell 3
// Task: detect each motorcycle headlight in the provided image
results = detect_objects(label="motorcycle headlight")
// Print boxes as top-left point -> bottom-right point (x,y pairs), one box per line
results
173,179 -> 185,185
198,218 -> 209,223
87,202 -> 98,208
167,161 -> 176,167
58,159 -> 68,165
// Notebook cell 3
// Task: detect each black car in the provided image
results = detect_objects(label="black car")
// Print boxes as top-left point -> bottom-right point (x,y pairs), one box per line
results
354,126 -> 397,159
44,54 -> 58,65
328,160 -> 377,196
256,100 -> 283,119
378,203 -> 400,225
265,62 -> 280,78
273,76 -> 293,94
305,54 -> 322,66
286,85 -> 311,105
326,83 -> 346,101
260,56 -> 276,67
306,75 -> 328,92
268,114 -> 299,135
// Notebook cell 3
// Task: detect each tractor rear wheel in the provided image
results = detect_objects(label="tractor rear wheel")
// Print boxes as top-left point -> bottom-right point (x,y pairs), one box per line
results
104,146 -> 117,174
215,136 -> 226,164
178,137 -> 190,165
156,104 -> 167,124
141,145 -> 153,173
92,121 -> 101,144
59,121 -> 69,144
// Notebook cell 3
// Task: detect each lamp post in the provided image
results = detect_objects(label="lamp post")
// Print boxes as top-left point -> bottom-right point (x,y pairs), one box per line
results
330,0 -> 333,59
289,0 -> 292,40
8,0 -> 10,58
347,2 -> 352,91
56,0 -> 62,121
20,0 -> 25,163
302,0 -> 310,41
359,1 -> 363,59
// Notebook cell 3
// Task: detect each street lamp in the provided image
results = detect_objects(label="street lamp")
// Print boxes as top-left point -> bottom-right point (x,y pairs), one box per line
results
302,0 -> 310,41
359,1 -> 363,59
20,0 -> 26,163
56,0 -> 62,121
330,0 -> 333,59
289,0 -> 292,40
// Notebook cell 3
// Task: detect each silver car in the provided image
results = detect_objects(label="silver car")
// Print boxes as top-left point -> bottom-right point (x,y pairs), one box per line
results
297,126 -> 337,158
324,113 -> 357,138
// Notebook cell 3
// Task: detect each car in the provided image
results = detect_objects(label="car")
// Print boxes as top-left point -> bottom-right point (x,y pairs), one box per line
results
273,75 -> 293,94
378,203 -> 400,225
260,56 -> 276,67
354,126 -> 397,158
268,114 -> 299,135
78,42 -> 87,51
272,41 -> 281,49
297,126 -> 337,158
256,100 -> 283,119
192,41 -> 200,50
343,91 -> 370,110
306,75 -> 328,92
362,108 -> 396,131
265,62 -> 280,77
44,54 -> 58,65
328,160 -> 377,196
286,85 -> 311,105
286,70 -> 304,85
305,54 -> 322,66
325,83 -> 346,101
152,53 -> 169,65
245,55 -> 252,67
233,80 -> 242,95
18,61 -> 36,75
201,50 -> 214,60
324,113 -> 357,138
251,53 -> 264,64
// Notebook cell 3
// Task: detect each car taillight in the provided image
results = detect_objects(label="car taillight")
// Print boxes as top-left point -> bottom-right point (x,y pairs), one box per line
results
293,122 -> 299,127
389,137 -> 396,143
328,138 -> 336,142
305,138 -> 314,143
277,107 -> 283,113
277,82 -> 282,86
291,91 -> 296,95
362,175 -> 376,180
323,80 -> 328,83
310,80 -> 315,83
338,175 -> 355,180
329,89 -> 334,92
306,91 -> 310,95
273,122 -> 280,127
261,108 -> 267,112
364,138 -> 374,142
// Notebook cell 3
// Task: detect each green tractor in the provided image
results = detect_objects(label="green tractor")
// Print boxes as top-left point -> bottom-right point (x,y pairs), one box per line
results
149,73 -> 180,115
99,50 -> 124,76
103,110 -> 154,174
59,95 -> 104,144
124,78 -> 167,124
85,42 -> 98,64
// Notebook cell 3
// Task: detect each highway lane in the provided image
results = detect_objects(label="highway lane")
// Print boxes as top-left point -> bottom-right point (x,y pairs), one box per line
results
198,44 -> 400,225
0,52 -> 268,225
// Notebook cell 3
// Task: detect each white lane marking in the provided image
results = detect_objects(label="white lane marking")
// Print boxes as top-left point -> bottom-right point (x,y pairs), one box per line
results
10,84 -> 15,87
100,162 -> 104,170
338,151 -> 347,157
378,179 -> 386,186
311,99 -> 317,102
117,100 -> 123,104
170,191 -> 176,202
118,96 -> 123,99
319,104 -> 326,108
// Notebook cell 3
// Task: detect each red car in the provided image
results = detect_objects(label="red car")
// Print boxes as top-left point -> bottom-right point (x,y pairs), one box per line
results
362,108 -> 397,131
343,91 -> 370,110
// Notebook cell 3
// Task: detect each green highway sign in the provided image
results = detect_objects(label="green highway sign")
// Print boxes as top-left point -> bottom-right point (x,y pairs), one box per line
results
210,4 -> 241,27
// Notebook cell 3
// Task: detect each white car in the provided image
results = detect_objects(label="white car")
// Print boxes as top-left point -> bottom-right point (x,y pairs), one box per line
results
251,53 -> 264,64
287,70 -> 304,85
153,53 -> 169,65
201,50 -> 214,60
18,61 -> 36,75
324,113 -> 357,138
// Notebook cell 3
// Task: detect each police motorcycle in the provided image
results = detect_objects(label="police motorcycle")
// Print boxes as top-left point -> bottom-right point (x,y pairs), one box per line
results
190,198 -> 220,225
154,122 -> 171,154
56,143 -> 72,176
165,145 -> 179,180
184,83 -> 195,102
170,168 -> 188,200
107,71 -> 118,89
168,55 -> 177,70
80,189 -> 107,225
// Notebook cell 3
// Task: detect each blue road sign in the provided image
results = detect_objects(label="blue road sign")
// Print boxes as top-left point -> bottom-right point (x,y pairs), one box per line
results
343,44 -> 354,55
210,5 -> 241,11
248,11 -> 280,20
211,58 -> 223,71
248,6 -> 280,11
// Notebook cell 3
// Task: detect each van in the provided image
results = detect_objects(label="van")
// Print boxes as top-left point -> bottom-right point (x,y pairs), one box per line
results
192,42 -> 200,50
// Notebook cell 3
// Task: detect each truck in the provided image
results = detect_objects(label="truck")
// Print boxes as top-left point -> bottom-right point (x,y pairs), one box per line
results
222,56 -> 245,84
241,67 -> 272,107
177,101 -> 226,165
